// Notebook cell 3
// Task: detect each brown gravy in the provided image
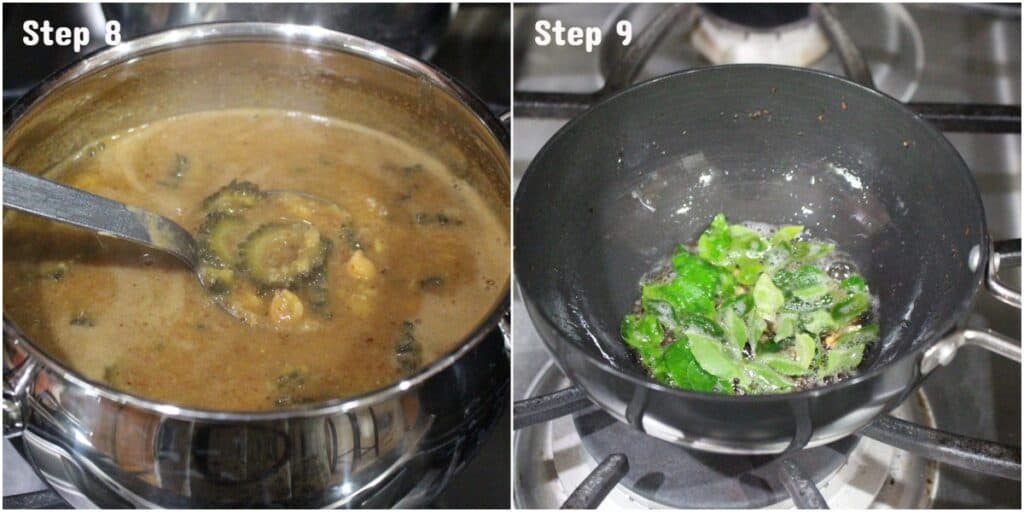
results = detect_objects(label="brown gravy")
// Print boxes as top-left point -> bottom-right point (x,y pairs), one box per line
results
3,109 -> 508,411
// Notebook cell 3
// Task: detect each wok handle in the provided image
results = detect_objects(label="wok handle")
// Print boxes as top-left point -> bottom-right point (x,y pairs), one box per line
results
921,326 -> 1020,375
919,237 -> 1024,373
986,238 -> 1021,308
862,415 -> 1021,481
962,328 -> 1021,362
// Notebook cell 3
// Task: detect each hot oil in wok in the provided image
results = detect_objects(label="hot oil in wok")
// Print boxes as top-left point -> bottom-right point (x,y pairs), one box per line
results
3,108 -> 509,410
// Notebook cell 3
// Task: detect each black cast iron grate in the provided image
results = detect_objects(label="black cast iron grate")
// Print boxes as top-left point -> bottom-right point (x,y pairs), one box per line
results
514,385 -> 1021,509
573,408 -> 859,508
512,4 -> 1021,509
513,4 -> 1021,133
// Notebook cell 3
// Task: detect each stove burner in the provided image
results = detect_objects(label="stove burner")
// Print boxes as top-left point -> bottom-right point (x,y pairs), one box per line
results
690,4 -> 829,67
700,4 -> 811,29
573,409 -> 857,508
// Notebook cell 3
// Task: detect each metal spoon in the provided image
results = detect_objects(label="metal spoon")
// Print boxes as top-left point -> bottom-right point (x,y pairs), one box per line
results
4,165 -> 341,328
3,165 -> 199,267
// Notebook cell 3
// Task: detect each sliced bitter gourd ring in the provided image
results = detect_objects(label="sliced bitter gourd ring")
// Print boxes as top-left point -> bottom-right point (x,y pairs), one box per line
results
202,180 -> 266,214
198,213 -> 249,266
239,221 -> 330,287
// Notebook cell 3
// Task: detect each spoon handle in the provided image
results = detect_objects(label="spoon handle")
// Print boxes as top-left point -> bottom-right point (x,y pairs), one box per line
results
3,165 -> 196,266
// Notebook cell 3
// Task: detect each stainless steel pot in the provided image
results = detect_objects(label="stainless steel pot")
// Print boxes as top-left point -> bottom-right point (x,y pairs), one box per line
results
3,23 -> 510,507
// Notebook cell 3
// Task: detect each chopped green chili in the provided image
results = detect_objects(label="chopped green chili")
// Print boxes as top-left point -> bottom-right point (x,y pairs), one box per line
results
621,214 -> 878,395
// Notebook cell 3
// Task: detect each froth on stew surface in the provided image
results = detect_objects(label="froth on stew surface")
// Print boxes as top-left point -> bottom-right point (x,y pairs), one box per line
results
4,109 -> 508,411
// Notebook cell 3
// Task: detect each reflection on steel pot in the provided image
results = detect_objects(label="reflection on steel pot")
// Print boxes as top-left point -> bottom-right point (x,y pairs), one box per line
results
514,65 -> 1019,455
101,3 -> 455,59
3,23 -> 509,507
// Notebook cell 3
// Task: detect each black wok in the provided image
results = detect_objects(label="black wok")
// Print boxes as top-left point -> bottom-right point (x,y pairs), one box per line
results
515,65 -> 1021,455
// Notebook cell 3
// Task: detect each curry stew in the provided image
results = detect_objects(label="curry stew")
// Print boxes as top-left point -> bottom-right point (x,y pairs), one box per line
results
3,109 -> 509,411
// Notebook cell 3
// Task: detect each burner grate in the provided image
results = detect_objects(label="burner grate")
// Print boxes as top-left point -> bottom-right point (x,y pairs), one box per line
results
513,91 -> 1021,133
514,384 -> 1019,508
573,409 -> 857,508
513,4 -> 1021,134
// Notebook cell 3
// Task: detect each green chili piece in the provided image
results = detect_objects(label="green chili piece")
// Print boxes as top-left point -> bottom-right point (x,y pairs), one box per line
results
642,278 -> 715,317
621,314 -> 664,351
831,293 -> 869,324
697,214 -> 733,267
622,213 -> 877,396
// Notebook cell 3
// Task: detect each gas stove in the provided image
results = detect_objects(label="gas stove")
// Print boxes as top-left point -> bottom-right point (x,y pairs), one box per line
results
512,3 -> 1020,508
2,3 -> 511,508
515,361 -> 937,509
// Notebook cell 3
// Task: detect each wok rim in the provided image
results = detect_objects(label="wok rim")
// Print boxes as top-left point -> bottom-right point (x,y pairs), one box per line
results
3,22 -> 511,421
514,63 -> 989,404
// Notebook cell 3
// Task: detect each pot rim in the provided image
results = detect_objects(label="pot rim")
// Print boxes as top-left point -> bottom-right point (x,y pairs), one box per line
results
515,63 -> 989,404
3,21 -> 510,421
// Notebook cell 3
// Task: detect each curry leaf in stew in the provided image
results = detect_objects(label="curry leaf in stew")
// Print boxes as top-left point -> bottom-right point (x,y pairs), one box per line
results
621,214 -> 877,395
